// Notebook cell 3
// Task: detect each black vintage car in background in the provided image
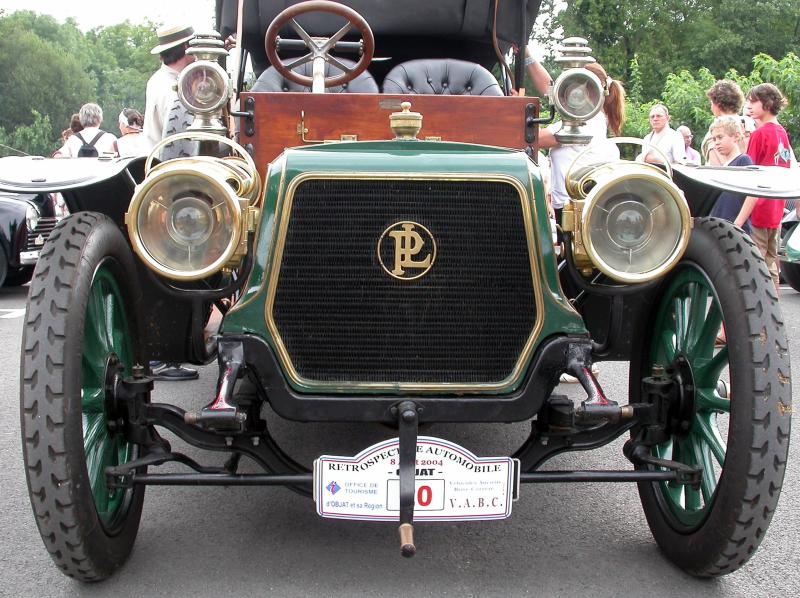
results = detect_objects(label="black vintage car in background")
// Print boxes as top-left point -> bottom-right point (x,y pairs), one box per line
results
0,192 -> 65,287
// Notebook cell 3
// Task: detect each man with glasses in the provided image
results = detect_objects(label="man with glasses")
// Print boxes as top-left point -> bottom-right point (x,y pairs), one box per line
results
637,104 -> 686,165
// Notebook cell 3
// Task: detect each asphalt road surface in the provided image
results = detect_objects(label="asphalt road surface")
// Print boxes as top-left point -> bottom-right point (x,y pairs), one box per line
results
0,283 -> 798,598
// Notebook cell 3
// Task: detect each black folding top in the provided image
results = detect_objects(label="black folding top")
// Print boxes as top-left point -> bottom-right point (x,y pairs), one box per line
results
215,0 -> 540,78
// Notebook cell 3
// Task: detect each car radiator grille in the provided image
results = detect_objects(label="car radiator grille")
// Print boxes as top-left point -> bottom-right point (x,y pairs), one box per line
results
25,217 -> 59,251
271,179 -> 537,385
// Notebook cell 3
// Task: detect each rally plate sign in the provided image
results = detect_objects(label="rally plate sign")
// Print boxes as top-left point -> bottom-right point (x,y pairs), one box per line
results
314,436 -> 519,521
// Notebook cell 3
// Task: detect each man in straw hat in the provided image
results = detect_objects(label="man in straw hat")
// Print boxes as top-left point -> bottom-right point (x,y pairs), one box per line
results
143,24 -> 196,150
143,25 -> 201,381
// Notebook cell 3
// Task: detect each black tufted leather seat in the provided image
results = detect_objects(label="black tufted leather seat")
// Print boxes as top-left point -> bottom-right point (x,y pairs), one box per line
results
250,57 -> 378,93
382,59 -> 503,96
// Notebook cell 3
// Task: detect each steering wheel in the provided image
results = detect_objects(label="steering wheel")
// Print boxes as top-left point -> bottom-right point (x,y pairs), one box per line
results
265,0 -> 375,88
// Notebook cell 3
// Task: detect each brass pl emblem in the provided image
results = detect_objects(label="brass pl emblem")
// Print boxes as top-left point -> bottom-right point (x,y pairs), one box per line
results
378,221 -> 437,280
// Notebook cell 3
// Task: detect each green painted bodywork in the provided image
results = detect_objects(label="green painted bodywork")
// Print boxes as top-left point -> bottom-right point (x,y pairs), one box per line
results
222,140 -> 587,394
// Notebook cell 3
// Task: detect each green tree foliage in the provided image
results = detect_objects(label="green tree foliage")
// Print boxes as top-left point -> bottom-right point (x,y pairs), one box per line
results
0,112 -> 55,158
658,67 -> 756,143
0,11 -> 159,156
0,15 -> 93,145
553,0 -> 800,102
83,22 -> 159,132
627,55 -> 643,105
551,0 -> 677,96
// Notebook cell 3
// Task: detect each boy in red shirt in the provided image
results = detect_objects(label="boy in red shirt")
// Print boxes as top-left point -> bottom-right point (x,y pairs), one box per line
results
734,83 -> 793,291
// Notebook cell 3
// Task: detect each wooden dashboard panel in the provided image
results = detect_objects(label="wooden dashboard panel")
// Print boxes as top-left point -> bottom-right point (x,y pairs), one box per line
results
239,93 -> 541,178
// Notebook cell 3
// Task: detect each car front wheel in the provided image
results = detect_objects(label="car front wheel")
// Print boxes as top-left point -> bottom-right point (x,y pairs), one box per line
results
629,217 -> 791,577
20,212 -> 145,581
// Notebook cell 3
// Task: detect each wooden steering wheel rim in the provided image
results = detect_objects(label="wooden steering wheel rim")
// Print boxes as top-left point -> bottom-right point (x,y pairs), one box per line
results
264,0 -> 375,88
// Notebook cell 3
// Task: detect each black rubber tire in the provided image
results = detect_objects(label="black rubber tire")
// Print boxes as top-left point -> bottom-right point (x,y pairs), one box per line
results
629,218 -> 791,577
20,213 -> 145,581
159,96 -> 197,161
780,261 -> 800,292
4,265 -> 34,287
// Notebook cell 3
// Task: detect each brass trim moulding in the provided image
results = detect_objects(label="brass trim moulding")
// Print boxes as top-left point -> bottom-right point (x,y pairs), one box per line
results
230,158 -> 287,312
528,170 -> 583,319
263,171 -> 546,394
296,110 -> 358,144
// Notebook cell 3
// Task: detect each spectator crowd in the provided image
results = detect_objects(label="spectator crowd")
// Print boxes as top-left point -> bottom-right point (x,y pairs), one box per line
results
51,24 -> 197,163
633,79 -> 795,293
524,42 -> 795,298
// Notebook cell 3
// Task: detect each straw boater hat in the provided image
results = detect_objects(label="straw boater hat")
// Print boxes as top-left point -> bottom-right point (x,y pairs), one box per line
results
151,25 -> 195,55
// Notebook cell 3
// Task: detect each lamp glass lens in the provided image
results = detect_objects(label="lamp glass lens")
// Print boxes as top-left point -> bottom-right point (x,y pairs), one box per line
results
167,197 -> 214,246
136,174 -> 234,272
587,178 -> 682,276
557,72 -> 603,119
181,66 -> 227,111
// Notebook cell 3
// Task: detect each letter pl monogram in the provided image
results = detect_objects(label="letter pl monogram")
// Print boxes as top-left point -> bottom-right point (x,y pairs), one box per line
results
378,221 -> 436,280
389,223 -> 431,276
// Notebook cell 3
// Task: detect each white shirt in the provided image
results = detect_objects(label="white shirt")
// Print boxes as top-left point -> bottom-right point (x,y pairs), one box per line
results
60,126 -> 118,158
116,132 -> 150,158
638,126 -> 686,164
547,113 -> 619,209
143,63 -> 180,150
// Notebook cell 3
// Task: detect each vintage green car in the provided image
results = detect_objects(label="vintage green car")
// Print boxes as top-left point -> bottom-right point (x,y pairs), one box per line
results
1,0 -> 794,582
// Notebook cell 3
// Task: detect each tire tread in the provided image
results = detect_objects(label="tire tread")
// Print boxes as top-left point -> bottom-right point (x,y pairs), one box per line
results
643,218 -> 791,577
20,212 -> 142,581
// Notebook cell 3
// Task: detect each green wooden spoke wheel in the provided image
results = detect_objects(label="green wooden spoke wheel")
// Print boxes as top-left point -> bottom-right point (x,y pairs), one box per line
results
630,218 -> 791,577
81,265 -> 135,527
648,268 -> 729,527
20,213 -> 145,581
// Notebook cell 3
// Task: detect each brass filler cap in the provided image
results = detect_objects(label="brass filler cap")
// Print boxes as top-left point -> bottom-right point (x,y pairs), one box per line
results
390,102 -> 422,140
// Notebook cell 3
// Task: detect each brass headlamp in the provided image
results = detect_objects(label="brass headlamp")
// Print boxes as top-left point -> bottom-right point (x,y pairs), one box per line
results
551,37 -> 605,145
126,133 -> 261,281
562,139 -> 692,283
